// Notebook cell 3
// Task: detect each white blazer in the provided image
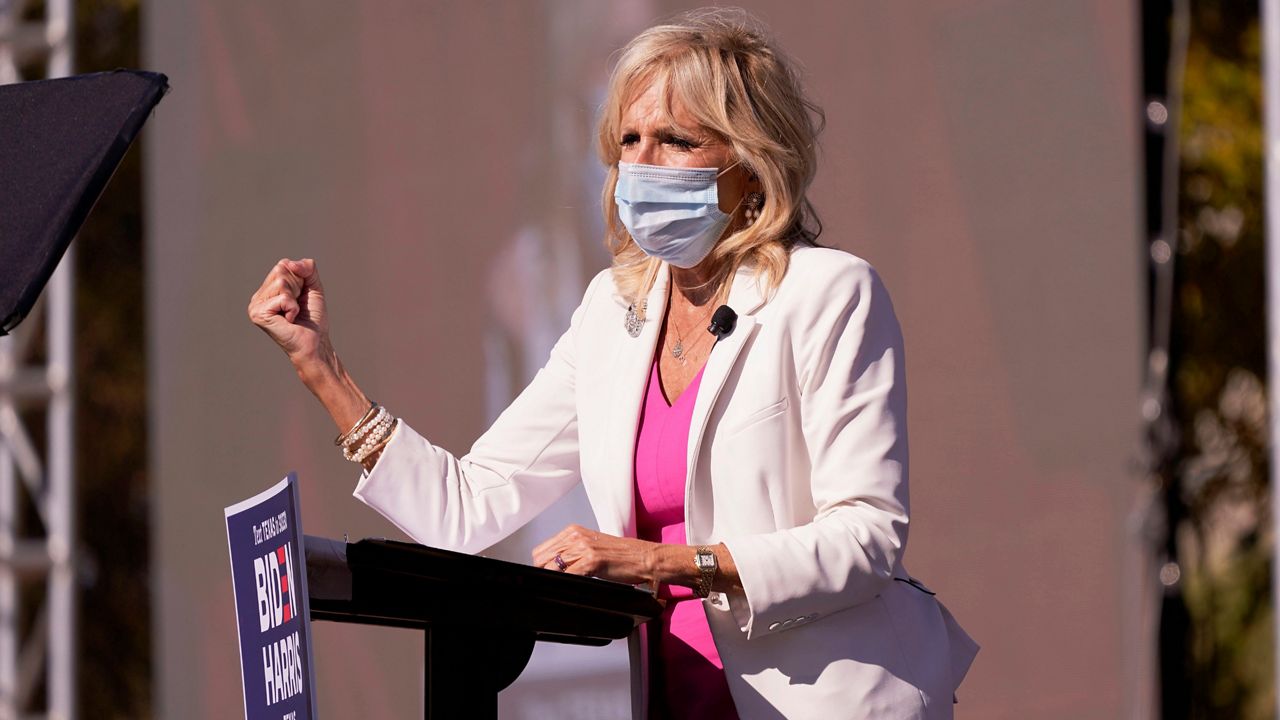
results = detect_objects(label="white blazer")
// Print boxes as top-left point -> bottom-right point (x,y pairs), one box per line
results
354,246 -> 978,719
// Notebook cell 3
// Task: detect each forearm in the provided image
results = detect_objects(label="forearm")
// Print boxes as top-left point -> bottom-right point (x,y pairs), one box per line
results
294,346 -> 371,439
647,542 -> 740,594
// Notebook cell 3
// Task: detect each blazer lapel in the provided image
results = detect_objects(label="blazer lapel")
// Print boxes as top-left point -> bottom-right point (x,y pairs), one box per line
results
684,266 -> 767,542
595,269 -> 668,537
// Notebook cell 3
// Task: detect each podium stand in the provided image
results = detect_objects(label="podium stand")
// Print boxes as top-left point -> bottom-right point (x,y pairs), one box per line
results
304,535 -> 662,719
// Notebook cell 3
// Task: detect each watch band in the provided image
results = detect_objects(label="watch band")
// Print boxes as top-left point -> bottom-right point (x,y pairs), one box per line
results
694,545 -> 717,598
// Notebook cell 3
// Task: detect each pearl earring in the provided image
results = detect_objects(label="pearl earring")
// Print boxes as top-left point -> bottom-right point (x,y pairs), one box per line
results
744,192 -> 764,226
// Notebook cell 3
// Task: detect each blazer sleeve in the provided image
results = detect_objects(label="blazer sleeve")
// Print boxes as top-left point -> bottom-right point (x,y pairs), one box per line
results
721,258 -> 910,639
351,270 -> 605,555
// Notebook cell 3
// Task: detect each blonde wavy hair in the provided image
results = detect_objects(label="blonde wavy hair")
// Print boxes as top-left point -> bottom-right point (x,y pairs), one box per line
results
597,7 -> 824,307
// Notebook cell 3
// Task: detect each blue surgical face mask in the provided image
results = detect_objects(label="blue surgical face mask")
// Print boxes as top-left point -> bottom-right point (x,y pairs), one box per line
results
614,161 -> 737,268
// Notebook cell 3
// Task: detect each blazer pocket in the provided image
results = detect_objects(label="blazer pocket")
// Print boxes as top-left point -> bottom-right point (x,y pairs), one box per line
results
722,396 -> 790,438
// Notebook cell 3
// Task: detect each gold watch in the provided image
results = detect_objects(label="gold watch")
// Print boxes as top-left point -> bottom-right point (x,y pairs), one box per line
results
694,546 -> 717,598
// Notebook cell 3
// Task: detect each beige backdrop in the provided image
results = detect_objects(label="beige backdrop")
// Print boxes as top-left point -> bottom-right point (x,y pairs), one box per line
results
146,2 -> 1144,718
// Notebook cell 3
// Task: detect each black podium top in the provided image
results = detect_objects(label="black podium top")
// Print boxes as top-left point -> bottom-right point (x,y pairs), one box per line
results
305,536 -> 662,646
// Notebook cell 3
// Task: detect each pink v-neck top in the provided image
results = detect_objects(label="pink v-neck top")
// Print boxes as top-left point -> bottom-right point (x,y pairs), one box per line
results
633,361 -> 739,719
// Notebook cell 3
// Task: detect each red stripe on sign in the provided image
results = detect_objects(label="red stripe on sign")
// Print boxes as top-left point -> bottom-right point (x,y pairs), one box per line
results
281,574 -> 288,593
283,603 -> 292,623
276,546 -> 286,563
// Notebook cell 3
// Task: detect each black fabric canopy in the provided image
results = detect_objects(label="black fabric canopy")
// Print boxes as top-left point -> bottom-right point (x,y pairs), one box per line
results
0,69 -> 167,334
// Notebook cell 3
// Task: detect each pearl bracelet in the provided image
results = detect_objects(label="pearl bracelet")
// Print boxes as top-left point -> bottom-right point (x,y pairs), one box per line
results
343,410 -> 393,462
344,406 -> 389,451
352,418 -> 398,465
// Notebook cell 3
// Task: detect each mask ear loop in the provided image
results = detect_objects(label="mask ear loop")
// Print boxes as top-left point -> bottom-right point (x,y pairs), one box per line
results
667,160 -> 752,303
716,159 -> 742,178
720,162 -> 762,228
716,160 -> 749,219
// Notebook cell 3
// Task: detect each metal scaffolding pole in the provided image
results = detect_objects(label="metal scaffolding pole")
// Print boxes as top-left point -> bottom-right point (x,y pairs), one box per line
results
0,1 -> 77,718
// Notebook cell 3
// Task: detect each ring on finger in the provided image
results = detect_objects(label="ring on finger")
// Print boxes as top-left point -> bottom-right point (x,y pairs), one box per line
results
554,553 -> 567,572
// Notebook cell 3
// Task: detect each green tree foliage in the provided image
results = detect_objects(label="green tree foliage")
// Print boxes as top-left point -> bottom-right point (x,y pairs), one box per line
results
1175,2 -> 1272,717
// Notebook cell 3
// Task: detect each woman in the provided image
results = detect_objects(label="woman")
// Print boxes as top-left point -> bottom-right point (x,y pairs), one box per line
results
249,9 -> 976,719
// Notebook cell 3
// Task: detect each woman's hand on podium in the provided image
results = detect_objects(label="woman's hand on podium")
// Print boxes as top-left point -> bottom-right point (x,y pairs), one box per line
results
532,525 -> 662,585
532,524 -> 743,594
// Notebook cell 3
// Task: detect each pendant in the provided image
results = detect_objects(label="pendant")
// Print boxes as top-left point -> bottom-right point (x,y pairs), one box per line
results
671,338 -> 684,359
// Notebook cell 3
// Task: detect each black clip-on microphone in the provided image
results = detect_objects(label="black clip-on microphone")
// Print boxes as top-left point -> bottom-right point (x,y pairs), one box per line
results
707,305 -> 738,341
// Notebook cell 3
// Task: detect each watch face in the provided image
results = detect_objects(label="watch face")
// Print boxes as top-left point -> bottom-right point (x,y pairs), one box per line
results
697,553 -> 715,569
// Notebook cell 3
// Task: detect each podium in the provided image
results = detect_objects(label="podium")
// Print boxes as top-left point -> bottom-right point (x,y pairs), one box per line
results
304,535 -> 663,719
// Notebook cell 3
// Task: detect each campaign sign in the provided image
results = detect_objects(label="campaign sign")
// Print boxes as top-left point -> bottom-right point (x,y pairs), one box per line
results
225,473 -> 317,720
